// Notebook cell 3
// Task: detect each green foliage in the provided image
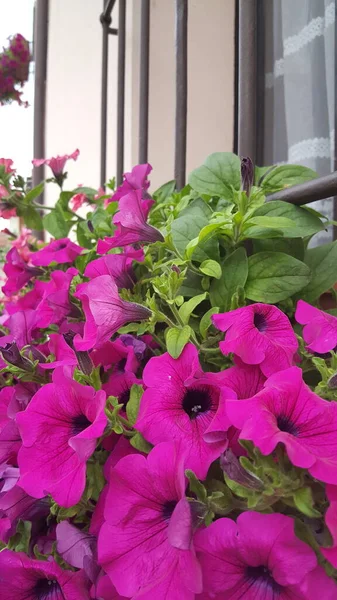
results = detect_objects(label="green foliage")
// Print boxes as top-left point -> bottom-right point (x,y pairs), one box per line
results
189,152 -> 241,198
301,241 -> 337,302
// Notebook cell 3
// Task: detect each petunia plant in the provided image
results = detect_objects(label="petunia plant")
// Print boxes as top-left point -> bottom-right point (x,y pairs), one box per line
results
1,150 -> 337,598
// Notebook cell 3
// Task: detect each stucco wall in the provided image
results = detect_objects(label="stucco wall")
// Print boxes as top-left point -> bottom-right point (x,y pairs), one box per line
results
45,0 -> 235,197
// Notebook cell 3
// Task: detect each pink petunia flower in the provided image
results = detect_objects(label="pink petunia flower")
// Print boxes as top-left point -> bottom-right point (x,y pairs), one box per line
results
11,226 -> 35,262
0,549 -> 90,599
17,367 -> 107,507
0,308 -> 38,349
0,485 -> 49,544
84,253 -> 136,289
0,184 -> 16,219
295,299 -> 337,354
71,192 -> 88,211
321,485 -> 337,567
0,387 -> 21,465
2,247 -> 42,297
35,267 -> 79,328
110,162 -> 152,202
136,343 -> 233,479
195,511 -> 337,599
0,158 -> 15,173
30,237 -> 83,267
98,441 -> 202,598
212,303 -> 298,376
74,274 -> 151,351
100,189 -> 163,250
56,521 -> 99,583
32,148 -> 80,178
226,366 -> 337,485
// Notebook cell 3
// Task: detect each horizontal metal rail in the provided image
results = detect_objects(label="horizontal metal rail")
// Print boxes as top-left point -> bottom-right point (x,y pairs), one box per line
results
267,173 -> 337,206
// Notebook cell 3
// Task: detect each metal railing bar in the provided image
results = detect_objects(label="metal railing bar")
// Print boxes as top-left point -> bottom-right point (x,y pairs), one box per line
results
174,0 -> 188,190
102,0 -> 117,23
138,0 -> 150,164
100,18 -> 109,187
116,0 -> 126,186
108,27 -> 118,35
237,0 -> 257,160
267,173 -> 337,206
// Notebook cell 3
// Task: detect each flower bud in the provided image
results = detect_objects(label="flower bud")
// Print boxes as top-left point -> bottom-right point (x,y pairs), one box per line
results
1,342 -> 34,371
241,157 -> 254,197
220,449 -> 263,490
63,331 -> 93,376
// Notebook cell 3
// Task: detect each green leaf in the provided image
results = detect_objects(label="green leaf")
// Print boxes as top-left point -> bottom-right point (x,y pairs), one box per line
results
243,216 -> 295,230
253,201 -> 324,238
25,181 -> 44,203
179,270 -> 204,298
245,252 -> 311,303
171,198 -> 219,262
253,238 -> 305,261
8,520 -> 32,553
189,152 -> 241,198
261,164 -> 317,194
75,250 -> 96,273
254,165 -> 276,186
293,487 -> 321,518
76,221 -> 94,249
200,307 -> 219,338
21,205 -> 43,230
301,240 -> 337,302
126,384 -> 144,425
185,469 -> 207,502
130,432 -> 152,453
166,326 -> 191,358
153,180 -> 176,202
72,186 -> 98,196
199,260 -> 222,279
58,191 -> 74,211
43,204 -> 72,238
178,293 -> 207,325
210,248 -> 248,310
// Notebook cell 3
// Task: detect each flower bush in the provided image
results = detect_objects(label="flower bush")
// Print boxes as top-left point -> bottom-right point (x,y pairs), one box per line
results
0,34 -> 31,107
1,150 -> 337,597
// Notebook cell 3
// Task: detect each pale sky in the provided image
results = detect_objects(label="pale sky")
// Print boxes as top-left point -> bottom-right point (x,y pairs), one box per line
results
0,0 -> 35,177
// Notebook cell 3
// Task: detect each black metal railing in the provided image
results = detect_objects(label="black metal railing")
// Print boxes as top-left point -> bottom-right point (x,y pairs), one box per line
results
99,0 -> 337,228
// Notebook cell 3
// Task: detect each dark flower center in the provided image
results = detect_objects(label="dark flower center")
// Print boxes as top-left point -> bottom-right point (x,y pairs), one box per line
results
245,565 -> 282,594
162,499 -> 178,521
71,414 -> 91,435
116,357 -> 127,372
33,578 -> 62,599
182,387 -> 212,419
119,388 -> 131,409
276,414 -> 299,436
55,242 -> 67,250
253,312 -> 267,333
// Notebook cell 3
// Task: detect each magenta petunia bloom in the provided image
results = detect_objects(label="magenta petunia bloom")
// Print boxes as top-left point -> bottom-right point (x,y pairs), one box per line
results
39,332 -> 78,369
30,237 -> 83,267
98,441 -> 202,598
17,367 -> 107,507
0,484 -> 49,543
84,253 -> 136,289
321,485 -> 337,567
74,274 -> 151,351
110,162 -> 152,202
0,387 -> 21,464
212,303 -> 298,376
95,573 -> 128,600
295,299 -> 337,354
0,549 -> 90,599
2,247 -> 42,297
101,189 -> 163,249
0,308 -> 38,351
32,148 -> 80,177
226,366 -> 337,485
35,267 -> 79,328
56,521 -> 99,583
195,511 -> 337,599
136,343 -> 233,479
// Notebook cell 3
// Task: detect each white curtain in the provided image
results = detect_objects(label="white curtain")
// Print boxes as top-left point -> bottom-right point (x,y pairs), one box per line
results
262,0 -> 335,243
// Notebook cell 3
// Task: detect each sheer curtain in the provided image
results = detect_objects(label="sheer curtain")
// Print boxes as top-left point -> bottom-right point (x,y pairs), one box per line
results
262,0 -> 335,243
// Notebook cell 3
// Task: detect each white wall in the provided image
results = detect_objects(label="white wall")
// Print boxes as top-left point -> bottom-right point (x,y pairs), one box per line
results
45,0 -> 235,196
